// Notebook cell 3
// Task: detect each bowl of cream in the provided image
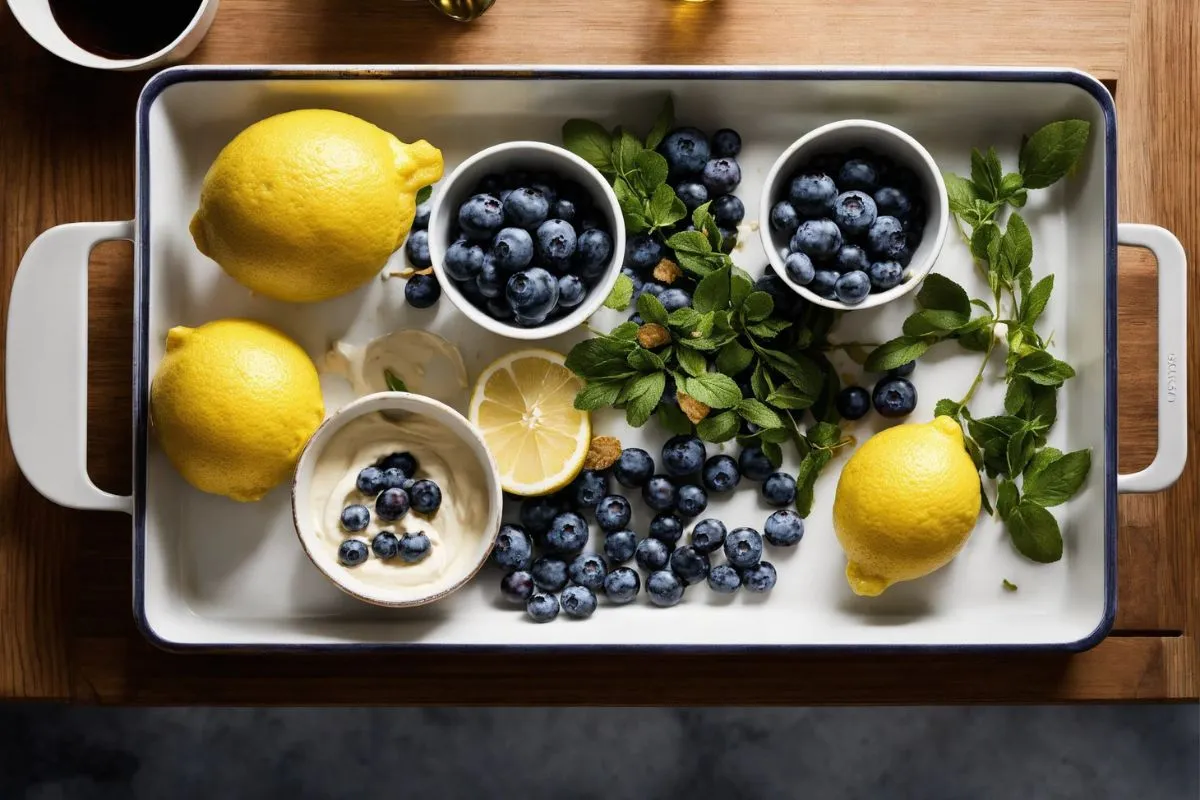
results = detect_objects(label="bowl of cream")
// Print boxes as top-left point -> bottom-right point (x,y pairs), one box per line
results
292,392 -> 503,607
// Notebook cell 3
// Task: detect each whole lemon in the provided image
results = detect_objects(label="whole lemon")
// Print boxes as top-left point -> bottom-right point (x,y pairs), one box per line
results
190,109 -> 443,303
833,416 -> 981,596
150,319 -> 325,502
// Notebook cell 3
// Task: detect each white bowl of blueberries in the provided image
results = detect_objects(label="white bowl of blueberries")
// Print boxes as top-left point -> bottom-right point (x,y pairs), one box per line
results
429,141 -> 625,339
760,119 -> 950,310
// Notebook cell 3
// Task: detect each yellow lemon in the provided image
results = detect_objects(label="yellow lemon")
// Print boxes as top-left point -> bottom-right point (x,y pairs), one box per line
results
150,319 -> 325,502
468,349 -> 590,496
190,109 -> 443,303
833,416 -> 981,596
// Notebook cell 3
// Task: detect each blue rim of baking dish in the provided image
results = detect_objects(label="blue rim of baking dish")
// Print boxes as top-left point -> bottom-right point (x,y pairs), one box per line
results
133,66 -> 1117,654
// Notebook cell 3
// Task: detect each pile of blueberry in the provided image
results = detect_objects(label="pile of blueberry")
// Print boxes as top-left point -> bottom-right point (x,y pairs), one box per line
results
491,433 -> 804,622
335,450 -> 444,568
836,361 -> 919,420
770,147 -> 927,305
403,198 -> 440,309
441,170 -> 616,327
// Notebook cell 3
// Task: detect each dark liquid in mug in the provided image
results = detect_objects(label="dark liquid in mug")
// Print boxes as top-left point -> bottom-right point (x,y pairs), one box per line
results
48,0 -> 203,59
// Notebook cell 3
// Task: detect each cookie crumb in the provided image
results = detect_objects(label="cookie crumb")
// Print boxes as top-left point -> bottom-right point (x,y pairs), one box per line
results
584,436 -> 622,470
637,323 -> 671,349
678,392 -> 710,424
652,259 -> 683,285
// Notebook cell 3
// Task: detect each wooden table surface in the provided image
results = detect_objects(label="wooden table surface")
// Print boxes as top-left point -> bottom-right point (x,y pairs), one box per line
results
1,0 -> 1196,704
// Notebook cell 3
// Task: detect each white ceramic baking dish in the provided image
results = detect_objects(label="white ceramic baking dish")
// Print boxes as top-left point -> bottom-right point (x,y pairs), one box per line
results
5,66 -> 1188,652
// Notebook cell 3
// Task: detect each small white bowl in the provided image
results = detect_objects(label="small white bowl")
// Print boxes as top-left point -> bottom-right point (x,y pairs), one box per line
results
759,119 -> 949,311
291,392 -> 503,608
429,141 -> 626,340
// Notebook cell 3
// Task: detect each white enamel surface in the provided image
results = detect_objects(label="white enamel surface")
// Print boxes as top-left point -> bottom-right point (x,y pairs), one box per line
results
124,71 -> 1127,648
6,0 -> 220,71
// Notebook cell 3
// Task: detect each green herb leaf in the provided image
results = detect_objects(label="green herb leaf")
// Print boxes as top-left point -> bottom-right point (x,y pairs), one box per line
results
565,337 -> 637,380
1023,446 -> 1063,481
1006,427 -> 1035,477
715,340 -> 754,376
766,383 -> 815,411
970,147 -> 1004,201
745,318 -> 792,339
685,373 -> 743,409
1014,352 -> 1075,387
657,403 -> 694,436
628,347 -> 665,372
996,478 -> 1020,520
623,371 -> 666,427
741,291 -> 774,323
1021,275 -> 1054,327
750,361 -> 772,401
562,119 -> 615,176
666,307 -> 702,331
646,182 -> 686,229
384,369 -> 408,392
696,410 -> 739,443
1006,501 -> 1063,563
757,348 -> 823,397
864,337 -> 932,372
676,346 -> 708,378
1023,449 -> 1091,507
807,421 -> 841,449
970,222 -> 999,262
693,266 -> 731,313
999,172 -> 1024,199
729,269 -> 754,307
1018,119 -> 1091,190
633,150 -> 670,195
795,448 -> 832,518
637,292 -> 669,326
902,309 -> 969,337
762,441 -> 784,470
809,356 -> 841,423
737,398 -> 784,429
1004,376 -> 1032,416
944,172 -> 981,217
573,380 -> 624,411
645,96 -> 674,151
997,213 -> 1033,283
604,273 -> 635,310
935,398 -> 962,418
613,177 -> 649,233
611,128 -> 643,177
918,273 -> 972,316
1028,383 -> 1058,429
1002,579 -> 1019,592
415,185 -> 433,205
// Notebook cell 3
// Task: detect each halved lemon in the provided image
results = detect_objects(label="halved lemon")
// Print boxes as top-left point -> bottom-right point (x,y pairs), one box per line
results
469,349 -> 590,496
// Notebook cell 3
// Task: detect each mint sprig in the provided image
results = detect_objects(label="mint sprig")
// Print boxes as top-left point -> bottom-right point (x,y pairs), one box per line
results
866,119 -> 1094,563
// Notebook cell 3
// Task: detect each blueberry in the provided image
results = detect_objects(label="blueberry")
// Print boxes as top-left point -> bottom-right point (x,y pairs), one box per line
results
413,200 -> 432,230
398,531 -> 432,563
866,216 -> 910,263
546,511 -> 589,554
832,190 -> 878,237
702,454 -> 741,493
647,570 -> 685,607
717,227 -> 738,252
560,585 -> 597,619
711,128 -> 742,158
604,567 -> 641,604
764,509 -> 805,546
835,244 -> 871,274
889,361 -> 916,378
594,494 -> 633,533
459,193 -> 505,240
690,518 -> 728,554
740,561 -> 778,592
556,275 -> 587,309
868,260 -> 904,291
702,158 -> 741,195
478,173 -> 506,194
669,545 -> 710,586
659,127 -> 710,179
401,478 -> 416,492
405,273 -> 441,309
531,555 -> 569,592
662,434 -> 706,476
568,553 -> 608,591
711,194 -> 745,228
872,377 -> 918,418
520,495 -> 564,537
551,197 -> 578,223
506,267 -> 558,319
635,537 -> 672,572
409,479 -> 442,515
576,229 -> 614,277
405,229 -> 431,268
500,570 -> 535,604
503,187 -> 551,230
487,296 -> 514,319
790,219 -> 843,261
873,186 -> 912,221
658,288 -> 692,312
788,173 -> 838,216
535,219 -> 577,266
762,472 -> 797,507
492,227 -> 535,272
770,200 -> 801,236
383,469 -> 409,491
836,386 -> 871,420
810,269 -> 839,297
724,527 -> 764,569
838,159 -> 879,193
337,539 -> 369,567
707,564 -> 741,594
738,446 -> 775,482
614,448 -> 655,488
475,256 -> 504,298
675,484 -> 708,518
514,312 -> 549,328
640,280 -> 666,298
571,470 -> 610,509
352,465 -> 384,495
492,523 -> 534,571
784,252 -> 815,286
603,529 -> 638,565
526,591 -> 560,622
339,504 -> 370,532
443,240 -> 485,281
754,274 -> 798,317
375,487 -> 410,521
675,181 -> 709,212
649,512 -> 684,545
371,531 -> 400,559
834,270 -> 871,305
378,452 -> 418,475
624,234 -> 663,272
528,175 -> 558,205
642,475 -> 678,512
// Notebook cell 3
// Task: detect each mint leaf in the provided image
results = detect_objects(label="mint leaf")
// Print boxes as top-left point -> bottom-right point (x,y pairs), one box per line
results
693,266 -> 731,313
665,229 -> 711,257
1004,376 -> 1032,416
970,222 -> 999,262
730,268 -> 754,307
742,291 -> 774,322
902,309 -> 968,337
1006,501 -> 1063,563
623,371 -> 666,427
745,319 -> 791,339
1021,275 -> 1054,327
944,172 -> 981,217
795,449 -> 832,518
565,337 -> 637,380
637,292 -> 668,326
415,185 -> 433,205
751,361 -> 771,401
613,178 -> 649,233
562,119 -> 614,176
756,348 -> 822,397
696,410 -> 739,443
685,372 -> 742,409
970,146 -> 1004,201
1006,427 -> 1035,477
645,96 -> 674,151
657,403 -> 694,436
765,382 -> 814,411
676,346 -> 708,378
715,340 -> 753,376
1023,446 -> 1062,481
384,369 -> 408,392
996,478 -> 1020,520
627,348 -> 665,372
604,273 -> 635,310
999,172 -> 1023,199
864,337 -> 932,372
1029,383 -> 1058,428
1019,120 -> 1091,190
1023,449 -> 1091,507
997,213 -> 1033,283
647,183 -> 687,229
634,150 -> 670,196
573,380 -> 623,411
737,398 -> 784,429
809,356 -> 841,424
935,398 -> 962,418
762,441 -> 784,470
1015,352 -> 1075,387
611,128 -> 643,177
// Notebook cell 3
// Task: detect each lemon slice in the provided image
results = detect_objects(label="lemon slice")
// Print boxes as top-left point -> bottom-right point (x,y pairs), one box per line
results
469,349 -> 590,496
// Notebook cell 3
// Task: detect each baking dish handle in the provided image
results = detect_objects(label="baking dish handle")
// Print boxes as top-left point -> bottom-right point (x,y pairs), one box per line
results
6,221 -> 135,514
1116,223 -> 1188,493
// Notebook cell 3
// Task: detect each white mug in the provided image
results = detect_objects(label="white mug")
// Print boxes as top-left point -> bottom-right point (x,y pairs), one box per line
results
6,0 -> 220,71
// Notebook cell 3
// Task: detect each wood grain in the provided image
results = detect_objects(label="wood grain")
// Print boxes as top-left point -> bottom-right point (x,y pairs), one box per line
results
1,0 -> 1196,703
